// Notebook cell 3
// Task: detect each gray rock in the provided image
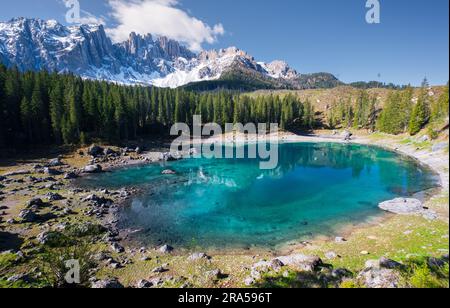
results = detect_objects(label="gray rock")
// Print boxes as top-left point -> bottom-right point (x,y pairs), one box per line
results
206,269 -> 223,280
26,198 -> 45,208
19,209 -> 39,223
160,152 -> 181,162
44,167 -> 61,176
88,145 -> 105,157
379,257 -> 404,269
378,198 -> 423,215
84,194 -> 112,206
331,268 -> 353,279
188,252 -> 210,261
251,259 -> 283,274
432,142 -> 448,152
91,278 -> 124,289
335,237 -> 347,243
161,169 -> 176,175
47,192 -> 64,201
358,268 -> 400,288
159,244 -> 174,254
83,164 -> 103,173
104,148 -> 119,156
342,130 -> 353,141
136,279 -> 153,288
275,254 -> 323,272
64,172 -> 78,180
244,277 -> 255,286
419,135 -> 430,142
111,243 -> 125,253
427,256 -> 449,268
379,198 -> 438,220
36,231 -> 64,245
48,158 -> 63,167
152,266 -> 168,273
325,251 -> 339,260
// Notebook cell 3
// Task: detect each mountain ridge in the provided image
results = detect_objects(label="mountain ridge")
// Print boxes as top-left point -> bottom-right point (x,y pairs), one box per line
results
0,17 -> 343,90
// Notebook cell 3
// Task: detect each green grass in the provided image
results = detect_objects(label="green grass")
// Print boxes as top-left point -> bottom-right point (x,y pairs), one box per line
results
304,215 -> 449,272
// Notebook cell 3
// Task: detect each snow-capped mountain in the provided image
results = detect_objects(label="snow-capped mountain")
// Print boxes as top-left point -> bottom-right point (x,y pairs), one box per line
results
0,18 -> 338,89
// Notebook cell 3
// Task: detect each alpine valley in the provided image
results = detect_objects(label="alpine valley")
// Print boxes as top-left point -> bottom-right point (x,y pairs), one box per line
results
0,17 -> 342,90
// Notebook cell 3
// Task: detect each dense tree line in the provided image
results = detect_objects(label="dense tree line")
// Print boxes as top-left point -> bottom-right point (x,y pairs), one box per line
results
327,91 -> 377,131
377,79 -> 448,135
0,65 -> 311,149
327,79 -> 448,136
1,65 -> 448,150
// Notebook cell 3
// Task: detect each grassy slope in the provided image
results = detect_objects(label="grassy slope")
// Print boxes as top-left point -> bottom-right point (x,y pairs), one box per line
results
246,85 -> 448,112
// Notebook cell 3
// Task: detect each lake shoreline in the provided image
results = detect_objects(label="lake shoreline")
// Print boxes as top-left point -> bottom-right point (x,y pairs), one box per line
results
92,131 -> 448,256
0,131 -> 448,288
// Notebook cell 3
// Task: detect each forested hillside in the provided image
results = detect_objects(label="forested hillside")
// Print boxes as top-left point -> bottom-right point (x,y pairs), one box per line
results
0,65 -> 312,149
0,64 -> 448,150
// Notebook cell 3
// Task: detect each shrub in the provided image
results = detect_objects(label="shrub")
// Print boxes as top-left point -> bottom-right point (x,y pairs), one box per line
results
37,241 -> 97,288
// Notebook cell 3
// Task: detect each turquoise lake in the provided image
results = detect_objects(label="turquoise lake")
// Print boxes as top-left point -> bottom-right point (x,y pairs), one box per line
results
79,143 -> 440,250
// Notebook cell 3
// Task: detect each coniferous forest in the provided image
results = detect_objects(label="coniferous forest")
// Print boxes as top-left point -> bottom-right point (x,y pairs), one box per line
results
0,64 -> 448,150
0,65 -> 311,149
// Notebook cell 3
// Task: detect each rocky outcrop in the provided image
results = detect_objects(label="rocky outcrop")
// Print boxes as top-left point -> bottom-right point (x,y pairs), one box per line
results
378,198 -> 438,220
275,254 -> 323,272
245,254 -> 323,286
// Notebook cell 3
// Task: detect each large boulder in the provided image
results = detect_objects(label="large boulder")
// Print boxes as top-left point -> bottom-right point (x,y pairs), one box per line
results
188,252 -> 211,261
83,164 -> 102,174
342,130 -> 353,141
26,198 -> 45,209
378,198 -> 423,215
275,254 -> 323,272
19,209 -> 39,223
159,244 -> 174,254
48,158 -> 63,167
88,145 -> 105,157
357,267 -> 400,288
111,243 -> 125,253
46,192 -> 64,201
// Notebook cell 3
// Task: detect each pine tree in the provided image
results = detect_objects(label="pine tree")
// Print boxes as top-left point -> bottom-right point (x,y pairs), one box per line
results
409,88 -> 431,135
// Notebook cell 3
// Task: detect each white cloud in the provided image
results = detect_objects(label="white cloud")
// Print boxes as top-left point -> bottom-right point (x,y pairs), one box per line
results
62,0 -> 106,25
78,10 -> 106,25
105,0 -> 225,52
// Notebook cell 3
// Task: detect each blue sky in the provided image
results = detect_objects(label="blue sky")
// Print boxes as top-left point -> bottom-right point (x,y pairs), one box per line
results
0,0 -> 448,86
